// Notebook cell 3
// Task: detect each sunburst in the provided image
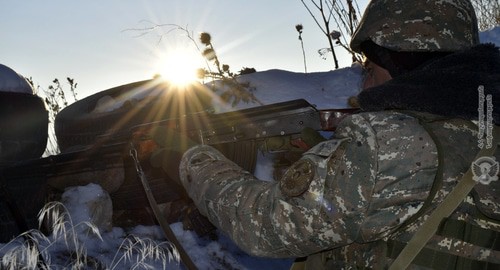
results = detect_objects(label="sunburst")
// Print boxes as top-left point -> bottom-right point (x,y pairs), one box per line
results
155,47 -> 204,87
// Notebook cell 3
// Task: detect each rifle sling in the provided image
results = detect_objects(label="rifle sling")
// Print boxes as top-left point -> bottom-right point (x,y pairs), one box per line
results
389,126 -> 500,269
129,147 -> 198,270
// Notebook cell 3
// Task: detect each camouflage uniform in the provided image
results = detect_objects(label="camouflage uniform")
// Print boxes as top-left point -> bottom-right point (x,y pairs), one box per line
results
179,109 -> 500,268
176,0 -> 500,268
176,44 -> 500,270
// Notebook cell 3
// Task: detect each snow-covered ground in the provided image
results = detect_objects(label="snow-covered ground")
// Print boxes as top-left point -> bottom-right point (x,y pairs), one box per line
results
1,26 -> 499,270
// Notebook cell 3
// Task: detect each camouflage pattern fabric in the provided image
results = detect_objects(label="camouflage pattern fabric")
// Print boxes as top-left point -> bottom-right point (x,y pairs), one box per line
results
350,0 -> 479,53
179,110 -> 500,268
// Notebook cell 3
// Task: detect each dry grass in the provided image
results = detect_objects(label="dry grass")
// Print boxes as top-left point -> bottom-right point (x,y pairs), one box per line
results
110,235 -> 179,270
0,201 -> 179,269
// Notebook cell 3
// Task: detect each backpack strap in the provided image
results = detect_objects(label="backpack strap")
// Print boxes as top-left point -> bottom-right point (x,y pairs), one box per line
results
389,126 -> 500,270
393,111 -> 448,230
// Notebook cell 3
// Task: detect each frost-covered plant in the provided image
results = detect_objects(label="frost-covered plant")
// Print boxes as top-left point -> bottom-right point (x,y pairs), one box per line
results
0,230 -> 51,270
0,201 -> 179,270
0,201 -> 102,269
109,235 -> 179,270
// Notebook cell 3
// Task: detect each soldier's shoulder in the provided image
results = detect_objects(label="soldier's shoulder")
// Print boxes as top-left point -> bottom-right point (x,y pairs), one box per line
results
339,110 -> 427,133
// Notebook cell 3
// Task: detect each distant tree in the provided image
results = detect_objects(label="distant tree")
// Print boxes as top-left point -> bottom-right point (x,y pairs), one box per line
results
239,67 -> 257,75
472,0 -> 500,31
300,0 -> 362,68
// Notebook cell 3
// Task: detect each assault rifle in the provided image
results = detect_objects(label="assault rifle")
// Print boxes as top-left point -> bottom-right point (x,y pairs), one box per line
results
130,98 -> 358,153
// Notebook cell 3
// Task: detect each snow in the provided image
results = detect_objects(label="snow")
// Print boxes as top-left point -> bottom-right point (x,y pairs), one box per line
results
211,66 -> 364,113
0,64 -> 34,94
0,26 -> 499,269
480,26 -> 500,45
90,66 -> 363,114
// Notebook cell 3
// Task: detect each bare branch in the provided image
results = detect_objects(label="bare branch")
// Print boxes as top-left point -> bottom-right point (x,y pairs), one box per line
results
300,0 -> 328,35
299,0 -> 362,67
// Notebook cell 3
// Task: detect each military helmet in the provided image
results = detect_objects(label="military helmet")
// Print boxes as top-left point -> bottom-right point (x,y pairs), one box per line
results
350,0 -> 480,53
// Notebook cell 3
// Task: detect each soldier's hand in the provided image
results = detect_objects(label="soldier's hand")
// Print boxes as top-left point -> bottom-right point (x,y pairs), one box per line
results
149,126 -> 198,182
263,136 -> 296,152
300,127 -> 326,148
263,127 -> 327,153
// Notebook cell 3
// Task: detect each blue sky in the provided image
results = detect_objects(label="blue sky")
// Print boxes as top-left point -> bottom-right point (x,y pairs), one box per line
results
1,0 -> 367,98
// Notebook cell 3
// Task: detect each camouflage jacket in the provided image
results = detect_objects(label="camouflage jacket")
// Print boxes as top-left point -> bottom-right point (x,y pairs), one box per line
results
179,44 -> 500,269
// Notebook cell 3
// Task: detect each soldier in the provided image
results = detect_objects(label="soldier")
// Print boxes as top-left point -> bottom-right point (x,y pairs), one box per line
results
152,0 -> 500,268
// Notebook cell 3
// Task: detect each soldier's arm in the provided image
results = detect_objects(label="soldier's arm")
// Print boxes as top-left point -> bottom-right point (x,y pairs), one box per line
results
179,112 -> 438,258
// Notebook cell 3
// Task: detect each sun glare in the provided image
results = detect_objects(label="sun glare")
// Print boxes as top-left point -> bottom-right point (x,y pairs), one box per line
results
157,48 -> 202,87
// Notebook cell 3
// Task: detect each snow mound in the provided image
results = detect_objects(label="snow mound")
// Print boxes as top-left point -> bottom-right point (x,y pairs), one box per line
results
0,64 -> 33,94
212,65 -> 364,113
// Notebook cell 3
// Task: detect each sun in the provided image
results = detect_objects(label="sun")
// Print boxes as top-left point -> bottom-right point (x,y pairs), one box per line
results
157,48 -> 203,86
